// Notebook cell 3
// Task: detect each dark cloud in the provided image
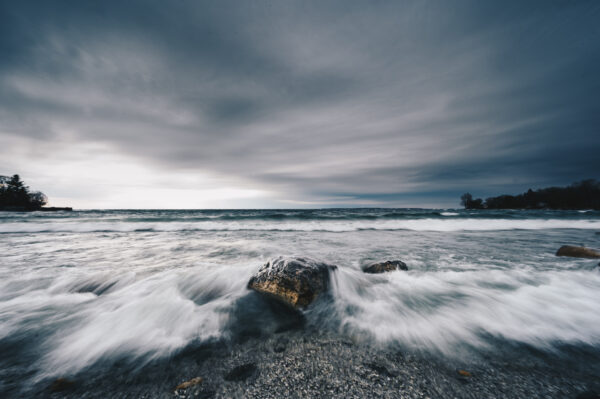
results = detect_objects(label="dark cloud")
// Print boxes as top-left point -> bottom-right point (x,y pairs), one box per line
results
1,0 -> 599,207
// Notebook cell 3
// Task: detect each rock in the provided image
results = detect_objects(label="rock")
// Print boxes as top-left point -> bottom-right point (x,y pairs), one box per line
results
247,257 -> 336,308
364,361 -> 397,377
174,376 -> 203,391
555,245 -> 600,258
49,378 -> 75,392
274,337 -> 288,353
224,363 -> 257,381
456,369 -> 472,384
363,260 -> 408,274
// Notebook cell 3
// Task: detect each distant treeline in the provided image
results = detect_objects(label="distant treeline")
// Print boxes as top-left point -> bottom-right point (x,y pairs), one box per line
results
461,179 -> 600,210
0,174 -> 48,211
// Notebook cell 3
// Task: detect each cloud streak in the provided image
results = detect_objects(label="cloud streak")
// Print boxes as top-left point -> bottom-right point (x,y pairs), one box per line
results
1,0 -> 599,207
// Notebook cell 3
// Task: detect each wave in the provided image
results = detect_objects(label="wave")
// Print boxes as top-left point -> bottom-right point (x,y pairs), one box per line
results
0,264 -> 255,379
330,266 -> 600,354
1,257 -> 598,380
2,218 -> 600,233
4,208 -> 598,222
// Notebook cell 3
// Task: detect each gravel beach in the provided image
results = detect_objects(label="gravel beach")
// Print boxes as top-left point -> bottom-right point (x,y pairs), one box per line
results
28,326 -> 600,399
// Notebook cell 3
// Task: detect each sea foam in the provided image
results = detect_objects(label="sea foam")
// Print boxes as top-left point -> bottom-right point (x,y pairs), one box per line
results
1,218 -> 600,233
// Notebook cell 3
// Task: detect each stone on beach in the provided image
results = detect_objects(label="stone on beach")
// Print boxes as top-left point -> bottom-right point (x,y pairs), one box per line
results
247,257 -> 336,308
49,378 -> 75,392
363,260 -> 408,274
555,245 -> 600,258
174,376 -> 203,391
224,363 -> 257,381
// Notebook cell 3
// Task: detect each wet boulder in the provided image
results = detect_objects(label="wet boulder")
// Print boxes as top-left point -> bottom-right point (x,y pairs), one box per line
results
247,257 -> 336,308
556,245 -> 600,259
363,260 -> 408,274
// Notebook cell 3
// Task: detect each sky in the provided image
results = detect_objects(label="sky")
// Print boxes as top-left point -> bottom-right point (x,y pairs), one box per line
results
1,1 -> 599,209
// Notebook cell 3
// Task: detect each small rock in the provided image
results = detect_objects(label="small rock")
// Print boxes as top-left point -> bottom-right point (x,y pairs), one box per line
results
556,245 -> 600,258
224,363 -> 257,381
174,376 -> 203,391
363,260 -> 408,274
274,337 -> 288,353
364,362 -> 396,377
49,378 -> 75,392
248,257 -> 337,308
274,343 -> 286,353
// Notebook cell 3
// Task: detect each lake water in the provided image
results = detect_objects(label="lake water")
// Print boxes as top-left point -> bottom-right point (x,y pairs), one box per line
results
1,209 -> 599,395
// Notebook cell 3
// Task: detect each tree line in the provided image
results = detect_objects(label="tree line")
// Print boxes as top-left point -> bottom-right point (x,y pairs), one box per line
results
0,175 -> 48,211
461,179 -> 600,210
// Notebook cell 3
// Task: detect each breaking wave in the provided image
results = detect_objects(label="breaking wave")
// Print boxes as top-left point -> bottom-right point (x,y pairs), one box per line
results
1,218 -> 600,233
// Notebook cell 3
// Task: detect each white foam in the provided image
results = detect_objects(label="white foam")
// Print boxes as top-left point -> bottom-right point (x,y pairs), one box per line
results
331,268 -> 600,354
0,264 -> 254,379
1,217 -> 600,233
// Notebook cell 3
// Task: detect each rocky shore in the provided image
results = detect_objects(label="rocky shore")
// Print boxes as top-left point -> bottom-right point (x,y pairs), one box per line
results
35,327 -> 600,399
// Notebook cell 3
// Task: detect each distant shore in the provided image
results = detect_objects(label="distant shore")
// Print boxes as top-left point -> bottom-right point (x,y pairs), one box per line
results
0,206 -> 73,212
461,179 -> 600,210
1,175 -> 71,212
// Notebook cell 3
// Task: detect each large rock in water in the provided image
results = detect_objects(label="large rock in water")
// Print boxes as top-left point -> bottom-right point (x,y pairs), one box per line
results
363,260 -> 408,274
556,245 -> 600,259
247,257 -> 336,308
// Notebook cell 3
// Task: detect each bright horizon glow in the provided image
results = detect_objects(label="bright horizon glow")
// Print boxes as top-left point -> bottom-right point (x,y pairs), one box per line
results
1,136 -> 457,209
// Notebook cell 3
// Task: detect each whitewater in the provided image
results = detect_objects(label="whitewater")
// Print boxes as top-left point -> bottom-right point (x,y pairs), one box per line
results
1,208 -> 599,397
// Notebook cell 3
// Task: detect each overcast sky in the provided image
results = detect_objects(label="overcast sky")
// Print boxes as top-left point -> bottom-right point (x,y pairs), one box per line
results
1,1 -> 599,208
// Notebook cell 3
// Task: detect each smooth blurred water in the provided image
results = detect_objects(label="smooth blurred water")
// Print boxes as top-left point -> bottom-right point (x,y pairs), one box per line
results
1,209 -> 599,384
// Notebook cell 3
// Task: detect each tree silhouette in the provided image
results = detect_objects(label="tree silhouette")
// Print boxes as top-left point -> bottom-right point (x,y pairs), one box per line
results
460,180 -> 600,210
460,192 -> 483,209
460,193 -> 472,207
0,175 -> 48,210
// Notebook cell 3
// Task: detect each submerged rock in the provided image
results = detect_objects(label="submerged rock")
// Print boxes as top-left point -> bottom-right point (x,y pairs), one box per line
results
247,257 -> 336,308
576,390 -> 600,399
49,378 -> 75,392
363,260 -> 408,274
556,245 -> 600,259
